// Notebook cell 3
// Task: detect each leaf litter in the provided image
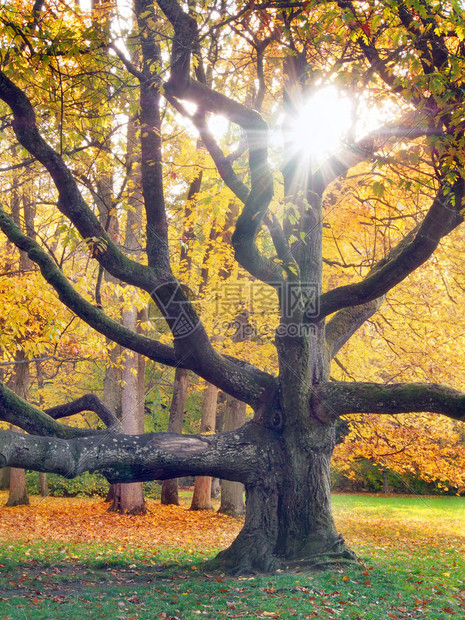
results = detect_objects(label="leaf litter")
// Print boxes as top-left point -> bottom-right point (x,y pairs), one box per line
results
0,492 -> 465,619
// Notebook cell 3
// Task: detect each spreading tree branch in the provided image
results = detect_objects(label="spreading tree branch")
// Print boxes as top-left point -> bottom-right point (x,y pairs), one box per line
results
313,119 -> 446,196
0,70 -> 158,292
325,296 -> 385,359
312,182 -> 463,322
0,380 -> 101,438
0,206 -> 178,366
0,423 -> 272,484
316,381 -> 465,423
0,207 -> 273,406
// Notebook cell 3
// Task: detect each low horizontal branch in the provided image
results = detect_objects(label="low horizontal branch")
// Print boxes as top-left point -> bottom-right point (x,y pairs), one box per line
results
0,380 -> 100,439
316,381 -> 465,422
0,423 -> 271,484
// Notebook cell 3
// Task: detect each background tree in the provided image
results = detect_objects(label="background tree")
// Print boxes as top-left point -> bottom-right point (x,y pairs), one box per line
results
1,0 -> 465,574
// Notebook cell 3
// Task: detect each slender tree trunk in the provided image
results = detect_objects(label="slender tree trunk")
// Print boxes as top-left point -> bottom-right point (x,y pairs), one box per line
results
161,367 -> 189,505
218,394 -> 246,517
7,351 -> 30,507
6,177 -> 31,508
6,467 -> 29,507
103,346 -> 122,418
105,110 -> 147,514
211,478 -> 221,499
39,472 -> 48,497
0,467 -> 10,490
190,382 -> 218,510
35,363 -> 48,497
383,467 -> 389,494
103,344 -> 121,504
108,309 -> 146,515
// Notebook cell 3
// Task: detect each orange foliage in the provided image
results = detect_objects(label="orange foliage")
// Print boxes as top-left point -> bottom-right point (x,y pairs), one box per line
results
1,492 -> 464,560
0,493 -> 242,553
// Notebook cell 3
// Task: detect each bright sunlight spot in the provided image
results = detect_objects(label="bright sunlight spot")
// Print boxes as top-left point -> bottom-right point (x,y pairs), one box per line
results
287,86 -> 353,161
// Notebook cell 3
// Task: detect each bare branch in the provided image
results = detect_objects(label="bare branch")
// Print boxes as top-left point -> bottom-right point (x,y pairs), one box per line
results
313,118 -> 445,195
190,110 -> 250,204
325,296 -> 385,359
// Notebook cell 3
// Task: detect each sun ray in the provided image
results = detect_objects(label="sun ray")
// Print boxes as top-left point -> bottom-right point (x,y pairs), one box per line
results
287,86 -> 353,165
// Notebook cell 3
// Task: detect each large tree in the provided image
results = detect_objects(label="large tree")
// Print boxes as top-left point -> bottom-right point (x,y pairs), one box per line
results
1,0 -> 465,573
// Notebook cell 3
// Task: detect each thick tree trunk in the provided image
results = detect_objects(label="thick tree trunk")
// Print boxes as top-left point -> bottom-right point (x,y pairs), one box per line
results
213,431 -> 355,572
6,467 -> 29,507
190,475 -> 213,510
160,478 -> 178,505
108,482 -> 146,515
161,367 -> 189,505
218,394 -> 246,517
274,420 -> 352,566
190,382 -> 218,510
212,396 -> 355,574
0,400 -> 355,573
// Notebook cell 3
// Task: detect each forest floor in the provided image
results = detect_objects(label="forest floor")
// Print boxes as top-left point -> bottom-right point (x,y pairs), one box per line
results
0,491 -> 464,619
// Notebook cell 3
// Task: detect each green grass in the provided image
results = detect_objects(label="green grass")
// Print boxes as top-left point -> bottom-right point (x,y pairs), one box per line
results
332,492 -> 465,515
1,494 -> 464,619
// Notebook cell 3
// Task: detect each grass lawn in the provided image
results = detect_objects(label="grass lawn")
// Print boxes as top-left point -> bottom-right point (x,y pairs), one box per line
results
0,491 -> 464,619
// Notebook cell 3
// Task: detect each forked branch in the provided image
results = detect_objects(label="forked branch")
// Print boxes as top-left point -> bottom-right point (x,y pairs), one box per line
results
157,0 -> 284,287
46,394 -> 121,430
0,380 -> 101,438
0,208 -> 273,406
0,71 -> 156,292
0,207 -> 178,366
